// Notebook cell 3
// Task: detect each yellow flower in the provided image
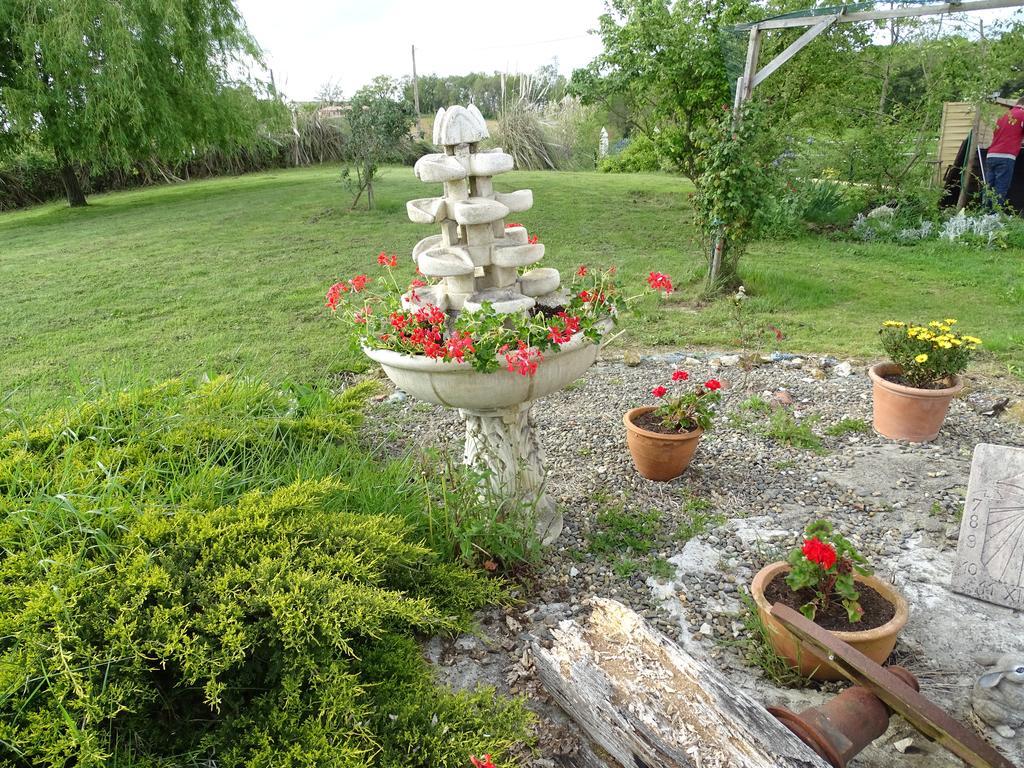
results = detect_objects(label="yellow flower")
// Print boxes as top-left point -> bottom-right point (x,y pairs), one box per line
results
915,353 -> 928,363
929,321 -> 943,328
882,320 -> 905,328
944,318 -> 957,325
939,324 -> 951,332
939,342 -> 952,349
963,335 -> 982,345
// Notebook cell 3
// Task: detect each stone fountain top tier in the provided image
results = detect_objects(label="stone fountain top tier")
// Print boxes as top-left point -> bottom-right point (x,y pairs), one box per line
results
404,104 -> 564,315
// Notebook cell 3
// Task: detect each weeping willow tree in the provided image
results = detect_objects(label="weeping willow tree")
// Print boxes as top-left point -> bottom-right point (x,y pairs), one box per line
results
0,0 -> 277,206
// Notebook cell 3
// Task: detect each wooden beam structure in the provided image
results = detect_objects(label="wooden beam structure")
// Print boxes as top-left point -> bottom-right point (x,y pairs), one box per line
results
750,0 -> 1024,31
752,17 -> 839,89
734,0 -> 1024,106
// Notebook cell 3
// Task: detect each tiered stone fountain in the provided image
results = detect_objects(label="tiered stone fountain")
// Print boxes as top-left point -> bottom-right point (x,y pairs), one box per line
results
363,104 -> 604,544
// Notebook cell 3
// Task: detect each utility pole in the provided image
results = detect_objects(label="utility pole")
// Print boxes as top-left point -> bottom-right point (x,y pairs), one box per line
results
411,44 -> 423,138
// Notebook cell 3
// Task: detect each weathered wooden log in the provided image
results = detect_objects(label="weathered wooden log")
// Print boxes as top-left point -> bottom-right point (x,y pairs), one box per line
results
531,598 -> 831,768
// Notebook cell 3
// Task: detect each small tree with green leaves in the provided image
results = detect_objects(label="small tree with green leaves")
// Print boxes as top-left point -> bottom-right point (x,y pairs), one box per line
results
694,102 -> 778,291
343,76 -> 415,210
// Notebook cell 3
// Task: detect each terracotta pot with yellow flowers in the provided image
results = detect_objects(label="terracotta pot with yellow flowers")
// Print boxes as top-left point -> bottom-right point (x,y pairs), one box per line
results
869,319 -> 981,442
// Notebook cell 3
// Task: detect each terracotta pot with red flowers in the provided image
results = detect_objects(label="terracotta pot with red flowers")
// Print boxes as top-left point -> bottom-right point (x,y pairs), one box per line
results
750,520 -> 908,681
623,373 -> 722,481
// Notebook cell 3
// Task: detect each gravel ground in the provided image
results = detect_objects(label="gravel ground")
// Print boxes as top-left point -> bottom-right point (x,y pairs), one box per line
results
362,349 -> 1024,768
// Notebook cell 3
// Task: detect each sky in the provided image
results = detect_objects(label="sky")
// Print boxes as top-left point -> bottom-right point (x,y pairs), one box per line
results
233,0 -> 609,102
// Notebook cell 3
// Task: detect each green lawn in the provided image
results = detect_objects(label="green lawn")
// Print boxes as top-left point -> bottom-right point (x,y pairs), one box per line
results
2,165 -> 1022,409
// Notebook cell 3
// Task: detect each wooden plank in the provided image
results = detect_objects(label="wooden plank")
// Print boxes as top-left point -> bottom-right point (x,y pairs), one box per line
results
752,17 -> 838,89
738,28 -> 762,104
531,598 -> 831,768
751,0 -> 1024,29
771,603 -> 1017,768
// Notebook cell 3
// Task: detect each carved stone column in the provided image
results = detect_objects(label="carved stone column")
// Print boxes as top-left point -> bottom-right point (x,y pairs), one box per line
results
459,403 -> 561,545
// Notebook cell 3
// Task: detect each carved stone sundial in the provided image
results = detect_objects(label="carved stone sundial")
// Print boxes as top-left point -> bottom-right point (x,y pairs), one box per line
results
952,443 -> 1024,610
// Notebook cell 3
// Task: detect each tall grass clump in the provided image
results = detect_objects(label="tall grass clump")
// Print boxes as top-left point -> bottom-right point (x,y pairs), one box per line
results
496,74 -> 560,170
0,375 -> 533,768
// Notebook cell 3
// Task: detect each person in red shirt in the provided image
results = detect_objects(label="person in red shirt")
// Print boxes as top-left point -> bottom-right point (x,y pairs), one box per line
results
984,98 -> 1024,209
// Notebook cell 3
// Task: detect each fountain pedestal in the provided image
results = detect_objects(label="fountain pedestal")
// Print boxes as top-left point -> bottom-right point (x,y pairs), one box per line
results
461,403 -> 560,544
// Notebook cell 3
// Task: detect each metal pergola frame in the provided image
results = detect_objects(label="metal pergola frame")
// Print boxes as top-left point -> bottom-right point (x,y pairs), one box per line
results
733,0 -> 1024,110
706,0 -> 1024,284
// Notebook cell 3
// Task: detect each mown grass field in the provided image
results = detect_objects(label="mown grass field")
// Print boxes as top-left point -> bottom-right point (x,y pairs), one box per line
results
2,165 -> 1022,409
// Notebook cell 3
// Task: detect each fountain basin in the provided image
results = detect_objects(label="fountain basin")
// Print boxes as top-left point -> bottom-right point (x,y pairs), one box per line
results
363,327 -> 605,411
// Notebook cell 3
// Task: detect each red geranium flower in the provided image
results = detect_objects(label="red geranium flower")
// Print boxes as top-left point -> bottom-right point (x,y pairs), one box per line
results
410,278 -> 427,289
672,370 -> 689,381
652,385 -> 668,398
647,271 -> 673,294
470,756 -> 495,768
802,537 -> 837,570
504,222 -> 521,229
576,265 -> 588,277
349,274 -> 370,292
528,234 -> 539,245
704,379 -> 722,391
504,341 -> 543,376
415,304 -> 446,326
377,251 -> 398,268
324,282 -> 348,310
353,307 -> 371,324
445,331 -> 475,362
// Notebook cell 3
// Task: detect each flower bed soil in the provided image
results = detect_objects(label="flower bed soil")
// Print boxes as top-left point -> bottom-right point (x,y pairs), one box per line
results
882,373 -> 956,390
631,410 -> 698,435
763,571 -> 896,632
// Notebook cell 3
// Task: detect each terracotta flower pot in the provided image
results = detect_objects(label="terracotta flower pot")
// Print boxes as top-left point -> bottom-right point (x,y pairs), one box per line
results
751,561 -> 909,681
868,362 -> 963,443
623,406 -> 703,481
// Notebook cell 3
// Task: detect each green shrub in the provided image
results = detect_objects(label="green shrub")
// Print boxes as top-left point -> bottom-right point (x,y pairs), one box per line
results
0,376 -> 532,767
599,133 -> 662,173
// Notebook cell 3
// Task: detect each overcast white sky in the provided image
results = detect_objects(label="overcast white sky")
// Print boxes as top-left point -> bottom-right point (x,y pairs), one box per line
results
234,0 -> 1024,101
233,0 -> 609,102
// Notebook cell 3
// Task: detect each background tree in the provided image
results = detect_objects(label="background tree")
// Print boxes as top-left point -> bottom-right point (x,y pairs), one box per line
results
317,79 -> 345,106
570,0 -> 755,179
343,76 -> 415,210
0,0 -> 272,206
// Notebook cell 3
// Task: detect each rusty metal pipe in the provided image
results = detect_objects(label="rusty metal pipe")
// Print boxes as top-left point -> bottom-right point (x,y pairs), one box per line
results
769,666 -> 920,768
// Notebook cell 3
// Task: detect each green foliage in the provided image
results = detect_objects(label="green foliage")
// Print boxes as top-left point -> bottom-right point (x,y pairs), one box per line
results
674,493 -> 723,542
785,520 -> 870,623
402,449 -> 543,569
649,558 -> 676,580
570,0 -> 754,180
763,410 -> 824,453
650,376 -> 722,432
599,134 -> 662,173
588,507 -> 661,556
824,418 -> 870,437
0,377 -> 532,767
879,319 -> 981,388
0,0 -> 281,206
733,591 -> 809,687
694,102 -> 780,290
343,77 -> 415,209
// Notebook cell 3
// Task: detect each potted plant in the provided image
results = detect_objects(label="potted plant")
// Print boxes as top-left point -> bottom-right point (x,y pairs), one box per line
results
750,520 -> 909,681
623,372 -> 722,481
870,319 -> 982,442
